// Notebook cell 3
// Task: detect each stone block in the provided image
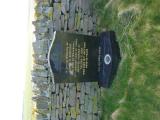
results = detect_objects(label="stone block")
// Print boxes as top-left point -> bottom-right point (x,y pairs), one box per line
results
32,70 -> 48,78
36,26 -> 48,33
70,107 -> 76,119
43,7 -> 53,19
68,0 -> 76,30
76,83 -> 81,92
81,0 -> 90,15
84,94 -> 89,113
75,99 -> 80,115
62,86 -> 67,107
80,104 -> 84,111
33,48 -> 48,55
61,0 -> 67,14
36,114 -> 49,120
59,83 -> 64,90
53,3 -> 61,31
64,13 -> 68,31
34,33 -> 47,41
35,5 -> 43,14
34,33 -> 42,41
92,96 -> 98,114
80,83 -> 85,105
53,18 -> 61,31
66,95 -> 69,111
66,0 -> 69,12
62,107 -> 66,119
80,112 -> 87,120
83,14 -> 89,34
41,1 -> 50,7
36,100 -> 48,110
85,82 -> 91,94
59,89 -> 63,108
32,95 -> 49,102
36,83 -> 49,91
76,92 -> 80,99
33,40 -> 49,51
69,85 -> 76,106
55,84 -> 59,95
50,84 -> 56,93
93,114 -> 99,120
75,9 -> 82,31
58,106 -> 63,120
34,58 -> 48,65
55,109 -> 59,120
68,83 -> 75,88
32,20 -> 46,28
32,76 -> 49,83
60,14 -> 65,30
51,115 -> 56,120
88,16 -> 93,31
66,112 -> 71,120
40,90 -> 50,97
33,64 -> 46,70
79,18 -> 84,32
56,94 -> 59,109
88,98 -> 93,114
76,115 -> 81,120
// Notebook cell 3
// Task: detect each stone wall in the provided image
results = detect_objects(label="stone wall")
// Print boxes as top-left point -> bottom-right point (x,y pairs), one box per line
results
32,0 -> 102,120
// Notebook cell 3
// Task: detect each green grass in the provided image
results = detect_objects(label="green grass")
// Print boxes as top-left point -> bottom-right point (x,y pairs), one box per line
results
92,0 -> 160,120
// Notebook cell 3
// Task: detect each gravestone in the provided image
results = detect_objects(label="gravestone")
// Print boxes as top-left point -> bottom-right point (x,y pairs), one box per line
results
48,31 -> 120,87
31,0 -> 120,120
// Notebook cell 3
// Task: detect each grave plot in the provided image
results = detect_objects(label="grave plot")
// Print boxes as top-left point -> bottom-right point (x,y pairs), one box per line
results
32,0 -> 102,119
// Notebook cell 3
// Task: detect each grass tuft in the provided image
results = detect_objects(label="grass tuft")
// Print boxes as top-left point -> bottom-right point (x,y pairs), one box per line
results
93,0 -> 160,119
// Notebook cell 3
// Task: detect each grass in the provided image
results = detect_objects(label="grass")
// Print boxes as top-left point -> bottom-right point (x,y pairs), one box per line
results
92,0 -> 160,120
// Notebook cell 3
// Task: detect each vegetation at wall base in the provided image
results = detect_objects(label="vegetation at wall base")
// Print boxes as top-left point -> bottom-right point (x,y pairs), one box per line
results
93,0 -> 160,120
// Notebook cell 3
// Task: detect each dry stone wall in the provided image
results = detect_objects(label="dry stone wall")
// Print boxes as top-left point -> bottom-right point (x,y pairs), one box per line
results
32,0 -> 102,120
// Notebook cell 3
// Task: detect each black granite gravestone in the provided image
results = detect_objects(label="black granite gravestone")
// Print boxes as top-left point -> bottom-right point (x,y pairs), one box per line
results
48,31 -> 121,88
